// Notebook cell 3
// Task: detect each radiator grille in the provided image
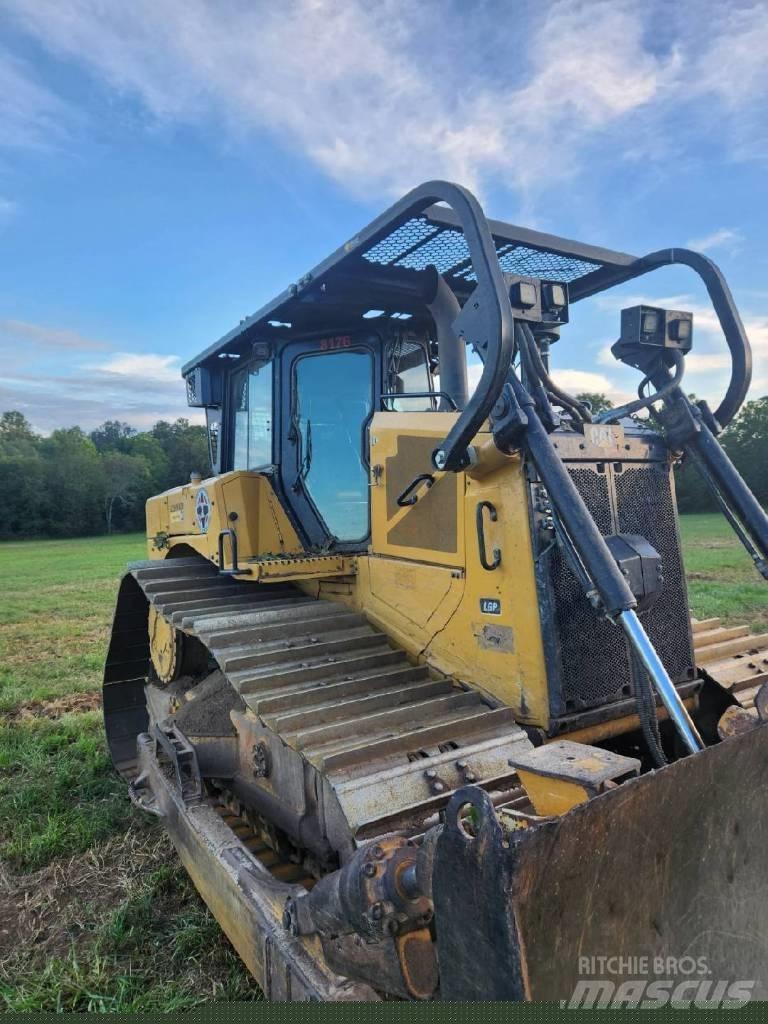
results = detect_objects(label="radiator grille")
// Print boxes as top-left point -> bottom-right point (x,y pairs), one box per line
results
546,459 -> 694,714
616,466 -> 695,685
549,469 -> 630,712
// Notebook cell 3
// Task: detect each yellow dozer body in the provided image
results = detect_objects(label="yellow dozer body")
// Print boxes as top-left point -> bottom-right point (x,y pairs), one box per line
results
104,181 -> 768,1002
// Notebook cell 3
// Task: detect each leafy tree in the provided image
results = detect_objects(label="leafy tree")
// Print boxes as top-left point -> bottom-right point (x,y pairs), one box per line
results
722,397 -> 768,506
128,433 -> 170,492
151,418 -> 210,488
38,428 -> 105,537
0,411 -> 39,458
675,397 -> 768,511
576,392 -> 614,416
0,410 -> 36,441
102,451 -> 151,533
90,420 -> 137,454
0,411 -> 213,538
0,455 -> 46,537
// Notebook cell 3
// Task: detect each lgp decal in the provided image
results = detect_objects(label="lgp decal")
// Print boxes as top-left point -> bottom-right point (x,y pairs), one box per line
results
195,488 -> 211,533
480,598 -> 501,615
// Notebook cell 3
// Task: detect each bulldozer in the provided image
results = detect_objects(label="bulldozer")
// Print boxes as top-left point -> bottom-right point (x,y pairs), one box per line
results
104,181 -> 768,1002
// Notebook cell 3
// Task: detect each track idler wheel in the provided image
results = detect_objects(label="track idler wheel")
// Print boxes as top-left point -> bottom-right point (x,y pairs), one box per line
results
148,605 -> 208,684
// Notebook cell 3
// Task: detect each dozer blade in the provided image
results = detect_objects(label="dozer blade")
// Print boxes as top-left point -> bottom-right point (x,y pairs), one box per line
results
433,722 -> 768,1003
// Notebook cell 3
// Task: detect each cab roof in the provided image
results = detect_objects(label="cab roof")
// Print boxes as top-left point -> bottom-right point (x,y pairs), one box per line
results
182,202 -> 638,377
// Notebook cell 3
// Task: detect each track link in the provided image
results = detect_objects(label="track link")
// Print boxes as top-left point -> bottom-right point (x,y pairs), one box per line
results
692,617 -> 768,709
104,556 -> 531,853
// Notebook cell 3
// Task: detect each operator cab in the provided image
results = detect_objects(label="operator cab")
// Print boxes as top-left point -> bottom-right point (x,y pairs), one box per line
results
191,327 -> 437,551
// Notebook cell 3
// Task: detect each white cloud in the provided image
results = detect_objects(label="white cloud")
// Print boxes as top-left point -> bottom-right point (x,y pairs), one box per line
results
685,228 -> 742,253
0,197 -> 18,223
551,368 -> 634,406
552,369 -> 615,394
94,352 -> 181,377
0,316 -> 195,429
0,318 -> 110,351
0,49 -> 72,149
684,352 -> 731,373
4,0 -> 767,199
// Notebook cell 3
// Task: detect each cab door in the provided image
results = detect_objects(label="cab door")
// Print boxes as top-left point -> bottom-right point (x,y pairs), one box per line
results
278,336 -> 379,550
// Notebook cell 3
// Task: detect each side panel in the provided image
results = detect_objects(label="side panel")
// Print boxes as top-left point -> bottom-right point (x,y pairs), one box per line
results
364,414 -> 550,726
370,412 -> 464,568
145,471 -> 303,564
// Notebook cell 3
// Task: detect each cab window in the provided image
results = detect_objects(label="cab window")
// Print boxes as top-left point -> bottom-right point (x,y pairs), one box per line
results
231,362 -> 273,469
294,350 -> 372,541
386,339 -> 434,410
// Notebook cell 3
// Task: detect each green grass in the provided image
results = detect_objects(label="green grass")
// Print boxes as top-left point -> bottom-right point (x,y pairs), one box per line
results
1,849 -> 258,1011
0,520 -> 764,1010
0,534 -> 145,711
0,711 -> 137,871
0,533 -> 257,1009
679,514 -> 768,630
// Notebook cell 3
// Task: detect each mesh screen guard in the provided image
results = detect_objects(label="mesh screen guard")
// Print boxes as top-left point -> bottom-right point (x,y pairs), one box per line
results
541,454 -> 695,717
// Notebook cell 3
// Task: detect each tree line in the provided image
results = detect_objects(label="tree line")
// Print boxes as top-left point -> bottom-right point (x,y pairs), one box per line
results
0,411 -> 210,540
0,395 -> 765,540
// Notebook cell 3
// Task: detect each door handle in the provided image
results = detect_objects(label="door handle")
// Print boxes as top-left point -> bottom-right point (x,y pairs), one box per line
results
476,501 -> 501,571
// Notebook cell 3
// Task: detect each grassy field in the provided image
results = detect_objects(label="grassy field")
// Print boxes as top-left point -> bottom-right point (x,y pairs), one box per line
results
0,534 -> 257,1011
679,514 -> 768,631
0,517 -> 765,1010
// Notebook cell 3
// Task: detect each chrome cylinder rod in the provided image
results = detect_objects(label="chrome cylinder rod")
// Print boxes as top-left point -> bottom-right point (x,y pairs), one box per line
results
618,609 -> 703,755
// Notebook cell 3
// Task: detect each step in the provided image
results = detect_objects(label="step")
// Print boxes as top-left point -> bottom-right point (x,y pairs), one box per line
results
691,617 -> 721,634
244,664 -> 431,715
232,648 -> 406,694
318,706 -> 517,774
693,625 -> 750,649
203,611 -> 366,649
218,630 -> 387,673
731,669 -> 768,692
696,635 -> 768,665
167,595 -> 286,624
143,577 -> 261,597
294,691 -> 487,753
705,656 -> 768,687
132,558 -> 213,577
265,679 -> 456,733
191,598 -> 333,635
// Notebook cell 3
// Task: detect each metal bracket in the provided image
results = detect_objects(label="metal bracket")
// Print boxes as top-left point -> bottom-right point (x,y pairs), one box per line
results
152,724 -> 203,805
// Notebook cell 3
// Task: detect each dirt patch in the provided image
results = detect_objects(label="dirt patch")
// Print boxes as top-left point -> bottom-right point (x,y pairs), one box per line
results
8,691 -> 102,722
0,827 -> 170,965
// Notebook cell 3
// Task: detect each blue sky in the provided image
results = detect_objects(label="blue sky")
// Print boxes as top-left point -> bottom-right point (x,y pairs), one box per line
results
1,0 -> 767,432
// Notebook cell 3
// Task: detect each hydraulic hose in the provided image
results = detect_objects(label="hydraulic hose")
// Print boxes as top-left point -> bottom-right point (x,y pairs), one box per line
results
518,322 -> 592,422
631,651 -> 667,768
598,349 -> 685,424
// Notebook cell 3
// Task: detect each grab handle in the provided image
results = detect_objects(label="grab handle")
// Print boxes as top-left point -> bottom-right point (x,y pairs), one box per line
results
476,500 -> 501,570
